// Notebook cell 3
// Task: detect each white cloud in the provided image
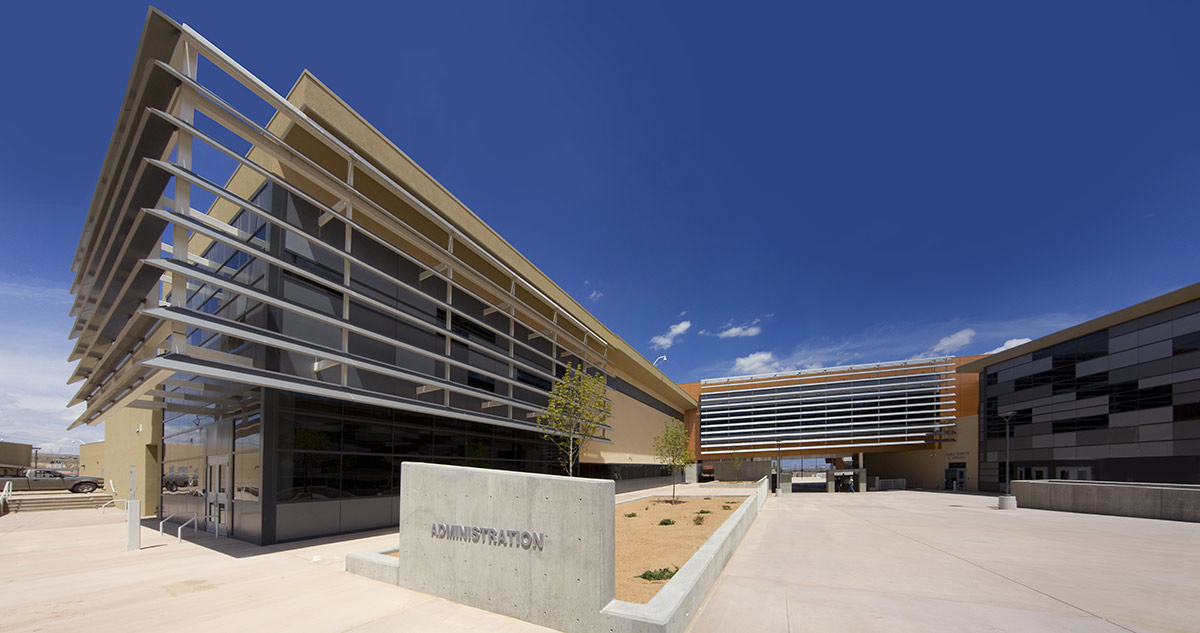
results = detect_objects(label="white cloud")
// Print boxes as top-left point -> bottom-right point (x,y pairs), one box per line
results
0,279 -> 100,453
685,312 -> 1088,383
986,338 -> 1032,354
0,281 -> 73,302
650,320 -> 691,350
717,324 -> 762,339
678,311 -> 689,318
732,352 -> 790,375
926,328 -> 976,356
587,290 -> 603,302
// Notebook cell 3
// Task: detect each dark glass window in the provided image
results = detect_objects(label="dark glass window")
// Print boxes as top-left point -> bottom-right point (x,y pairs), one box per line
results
343,421 -> 392,454
277,452 -> 341,501
279,415 -> 342,452
273,392 -> 555,502
516,369 -> 552,391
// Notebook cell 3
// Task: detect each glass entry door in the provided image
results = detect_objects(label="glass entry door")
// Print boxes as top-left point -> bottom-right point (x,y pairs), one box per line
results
205,455 -> 230,536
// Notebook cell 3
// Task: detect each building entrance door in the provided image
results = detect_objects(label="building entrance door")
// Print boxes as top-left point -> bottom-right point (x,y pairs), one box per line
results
205,455 -> 230,536
944,466 -> 966,491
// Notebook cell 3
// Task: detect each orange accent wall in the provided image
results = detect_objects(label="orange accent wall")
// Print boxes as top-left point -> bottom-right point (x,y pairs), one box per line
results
679,382 -> 702,459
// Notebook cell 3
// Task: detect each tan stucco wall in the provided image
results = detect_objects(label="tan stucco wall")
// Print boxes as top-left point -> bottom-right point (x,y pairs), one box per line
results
102,408 -> 162,515
78,442 -> 105,478
581,389 -> 685,465
865,414 -> 980,491
0,441 -> 32,467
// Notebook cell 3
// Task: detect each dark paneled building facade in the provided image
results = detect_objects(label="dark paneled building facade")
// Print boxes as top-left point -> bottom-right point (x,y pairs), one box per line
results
965,287 -> 1200,492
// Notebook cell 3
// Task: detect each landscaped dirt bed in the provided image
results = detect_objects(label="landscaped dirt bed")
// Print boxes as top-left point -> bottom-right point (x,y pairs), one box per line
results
615,495 -> 746,603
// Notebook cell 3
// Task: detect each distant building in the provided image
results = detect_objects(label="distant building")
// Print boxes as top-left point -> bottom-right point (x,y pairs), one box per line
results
680,356 -> 984,490
0,441 -> 32,468
959,282 -> 1200,491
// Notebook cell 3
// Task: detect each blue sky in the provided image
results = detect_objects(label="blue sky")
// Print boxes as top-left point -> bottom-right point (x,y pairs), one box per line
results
2,1 -> 1199,451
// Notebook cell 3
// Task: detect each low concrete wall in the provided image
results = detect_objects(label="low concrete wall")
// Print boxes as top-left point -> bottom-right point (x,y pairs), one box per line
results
395,463 -> 614,633
600,476 -> 770,633
613,474 -> 681,495
346,546 -> 399,584
347,468 -> 771,633
710,460 -> 772,483
1012,480 -> 1200,522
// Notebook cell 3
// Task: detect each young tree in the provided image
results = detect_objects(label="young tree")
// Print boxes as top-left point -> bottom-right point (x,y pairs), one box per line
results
732,454 -> 745,482
653,417 -> 696,503
536,362 -> 612,477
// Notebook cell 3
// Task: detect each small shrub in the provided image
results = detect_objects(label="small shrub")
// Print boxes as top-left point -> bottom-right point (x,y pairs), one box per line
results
697,509 -> 712,514
704,497 -> 711,500
722,505 -> 731,510
624,512 -> 637,518
638,567 -> 678,581
693,515 -> 705,525
645,506 -> 649,510
658,518 -> 675,526
727,500 -> 737,504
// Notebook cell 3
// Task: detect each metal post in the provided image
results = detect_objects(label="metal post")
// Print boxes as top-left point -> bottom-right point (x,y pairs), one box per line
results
1005,417 -> 1011,496
998,411 -> 1017,509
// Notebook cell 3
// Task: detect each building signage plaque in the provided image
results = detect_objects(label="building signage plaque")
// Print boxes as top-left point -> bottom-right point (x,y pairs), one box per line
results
431,522 -> 546,551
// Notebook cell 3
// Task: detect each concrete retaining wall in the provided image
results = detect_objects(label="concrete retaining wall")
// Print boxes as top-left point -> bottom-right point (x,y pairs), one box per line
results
346,468 -> 772,633
600,476 -> 770,633
1012,480 -> 1200,522
710,460 -> 772,482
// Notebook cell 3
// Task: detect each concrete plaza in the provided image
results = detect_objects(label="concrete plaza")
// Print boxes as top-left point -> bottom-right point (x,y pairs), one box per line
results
0,509 -> 552,633
1,487 -> 1197,632
690,490 -> 1200,633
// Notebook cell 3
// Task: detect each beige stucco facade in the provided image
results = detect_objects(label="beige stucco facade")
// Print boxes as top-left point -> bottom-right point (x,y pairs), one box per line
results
78,442 -> 104,478
582,389 -> 678,465
100,408 -> 161,515
864,414 -> 980,491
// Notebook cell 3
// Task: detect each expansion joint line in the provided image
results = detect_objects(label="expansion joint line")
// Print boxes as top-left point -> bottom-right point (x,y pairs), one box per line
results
837,508 -> 1138,633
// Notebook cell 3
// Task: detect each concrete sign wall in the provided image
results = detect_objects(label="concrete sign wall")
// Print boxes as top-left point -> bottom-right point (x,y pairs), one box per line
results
396,462 -> 615,632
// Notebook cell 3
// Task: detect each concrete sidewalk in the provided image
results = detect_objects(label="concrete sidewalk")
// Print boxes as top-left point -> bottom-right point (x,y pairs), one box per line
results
688,491 -> 1200,633
0,509 -> 552,633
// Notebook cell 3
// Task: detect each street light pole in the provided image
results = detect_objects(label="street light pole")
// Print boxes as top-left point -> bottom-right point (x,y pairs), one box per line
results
998,411 -> 1016,508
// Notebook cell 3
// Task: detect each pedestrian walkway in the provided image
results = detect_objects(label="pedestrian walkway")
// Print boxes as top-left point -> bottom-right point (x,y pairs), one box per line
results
688,490 -> 1200,633
0,509 -> 552,633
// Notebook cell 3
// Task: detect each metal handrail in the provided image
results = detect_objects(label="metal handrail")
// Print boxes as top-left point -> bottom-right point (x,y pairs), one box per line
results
100,498 -> 129,514
159,512 -> 197,536
1,481 -> 12,501
177,516 -> 199,543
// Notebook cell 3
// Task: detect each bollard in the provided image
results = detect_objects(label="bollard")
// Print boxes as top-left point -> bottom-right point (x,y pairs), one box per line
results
126,500 -> 141,551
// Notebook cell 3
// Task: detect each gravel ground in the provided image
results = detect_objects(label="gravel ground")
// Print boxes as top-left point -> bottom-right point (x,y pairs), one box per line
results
614,496 -> 743,603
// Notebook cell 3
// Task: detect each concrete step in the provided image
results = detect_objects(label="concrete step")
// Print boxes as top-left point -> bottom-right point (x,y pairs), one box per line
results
7,491 -> 114,513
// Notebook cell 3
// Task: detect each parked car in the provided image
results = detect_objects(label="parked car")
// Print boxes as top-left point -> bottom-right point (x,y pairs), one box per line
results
162,473 -> 197,493
0,466 -> 103,493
